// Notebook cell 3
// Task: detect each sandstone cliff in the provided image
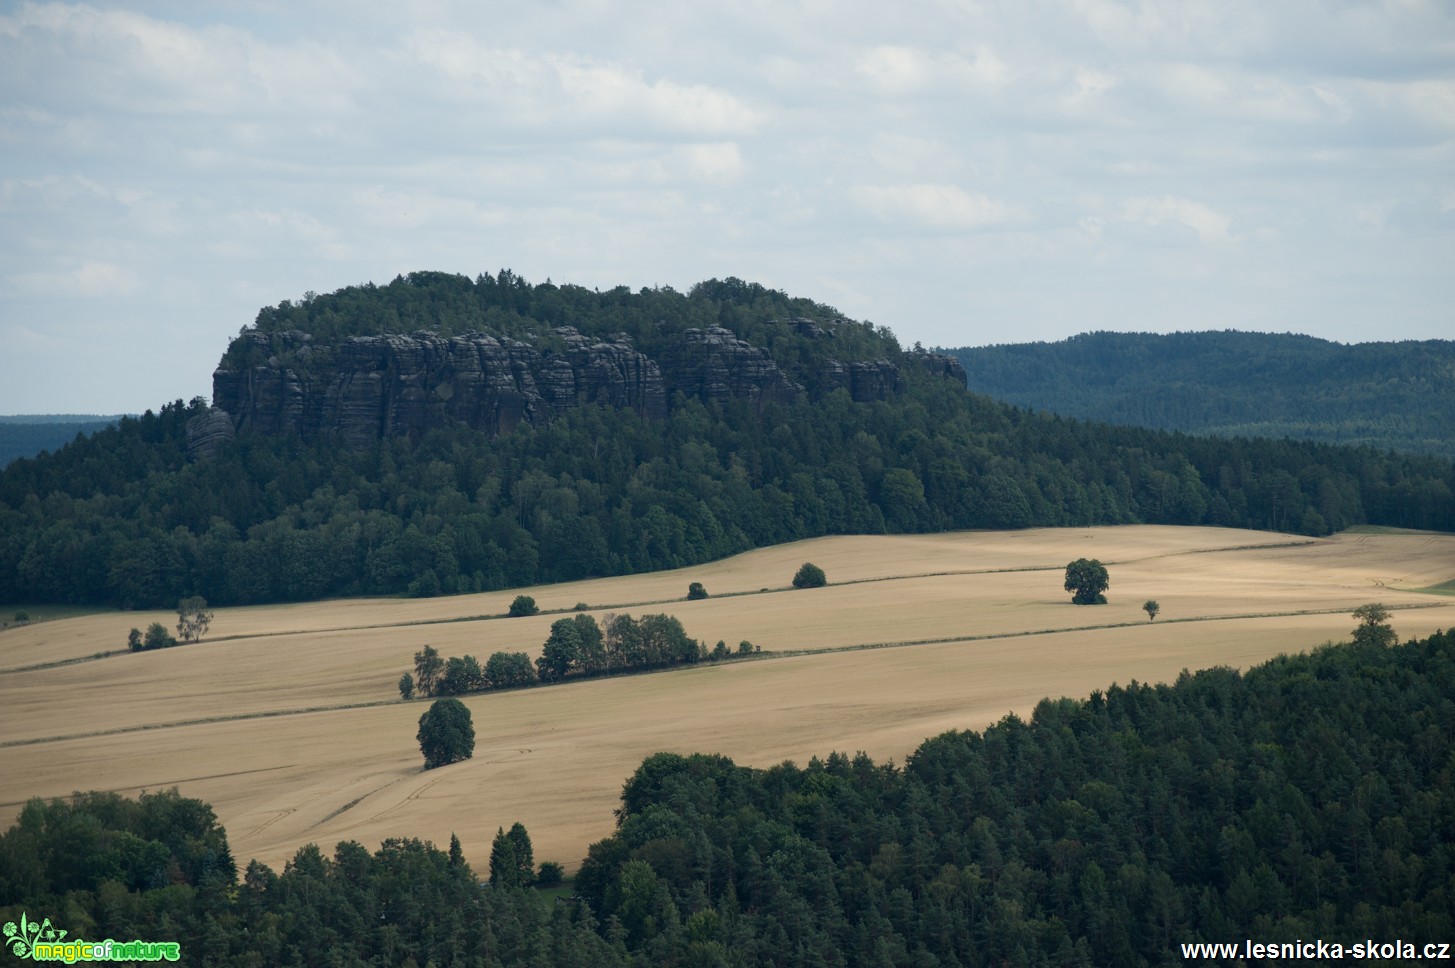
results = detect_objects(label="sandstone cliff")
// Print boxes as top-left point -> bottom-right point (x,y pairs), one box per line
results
203,324 -> 966,452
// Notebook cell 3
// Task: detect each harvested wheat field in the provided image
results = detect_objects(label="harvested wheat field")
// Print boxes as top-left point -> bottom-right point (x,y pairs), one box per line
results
2,525 -> 1453,875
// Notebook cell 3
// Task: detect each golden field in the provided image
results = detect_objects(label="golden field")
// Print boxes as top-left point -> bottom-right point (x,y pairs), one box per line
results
2,525 -> 1452,875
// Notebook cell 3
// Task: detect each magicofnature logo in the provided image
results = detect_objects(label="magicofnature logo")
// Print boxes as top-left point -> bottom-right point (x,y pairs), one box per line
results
4,912 -> 180,962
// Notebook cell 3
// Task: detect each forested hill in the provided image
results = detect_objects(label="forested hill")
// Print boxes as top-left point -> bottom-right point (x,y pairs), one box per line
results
1,273 -> 1453,608
942,331 -> 1455,458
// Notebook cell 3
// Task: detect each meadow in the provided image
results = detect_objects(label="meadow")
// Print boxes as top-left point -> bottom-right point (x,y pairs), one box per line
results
2,525 -> 1452,875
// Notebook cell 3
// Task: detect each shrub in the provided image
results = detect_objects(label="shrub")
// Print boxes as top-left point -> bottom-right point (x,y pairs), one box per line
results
687,582 -> 708,600
792,562 -> 826,589
143,622 -> 178,651
536,860 -> 565,887
508,595 -> 539,617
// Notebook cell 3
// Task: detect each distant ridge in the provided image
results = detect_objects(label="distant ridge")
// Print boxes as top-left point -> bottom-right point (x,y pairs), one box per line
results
941,331 -> 1455,459
0,413 -> 130,424
0,414 -> 129,467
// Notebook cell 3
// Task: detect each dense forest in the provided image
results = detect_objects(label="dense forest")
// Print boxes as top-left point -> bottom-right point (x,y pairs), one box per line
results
4,627 -> 1451,966
1,274 -> 1452,608
942,331 -> 1455,459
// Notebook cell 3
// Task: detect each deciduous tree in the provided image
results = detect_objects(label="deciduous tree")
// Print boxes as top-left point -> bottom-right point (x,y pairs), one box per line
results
413,645 -> 443,696
1352,603 -> 1395,647
1064,558 -> 1109,605
176,596 -> 213,643
417,698 -> 474,769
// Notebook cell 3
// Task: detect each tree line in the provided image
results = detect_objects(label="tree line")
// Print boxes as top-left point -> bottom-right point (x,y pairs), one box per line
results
1,382 -> 1449,610
4,620 -> 1449,965
403,611 -> 723,700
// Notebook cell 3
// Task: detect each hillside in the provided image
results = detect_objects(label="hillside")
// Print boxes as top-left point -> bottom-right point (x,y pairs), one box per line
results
942,331 -> 1455,458
1,273 -> 1453,609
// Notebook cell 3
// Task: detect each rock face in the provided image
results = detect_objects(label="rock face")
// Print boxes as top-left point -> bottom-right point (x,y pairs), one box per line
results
212,327 -> 666,448
818,359 -> 905,402
660,327 -> 804,407
185,407 -> 237,461
209,324 -> 966,450
907,349 -> 968,388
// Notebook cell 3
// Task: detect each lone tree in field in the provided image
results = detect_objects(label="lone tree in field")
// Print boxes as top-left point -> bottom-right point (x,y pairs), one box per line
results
1064,558 -> 1109,605
687,582 -> 708,600
398,672 -> 415,700
508,595 -> 539,617
793,562 -> 827,589
417,698 -> 474,769
176,596 -> 213,643
1143,600 -> 1160,621
1352,603 -> 1396,648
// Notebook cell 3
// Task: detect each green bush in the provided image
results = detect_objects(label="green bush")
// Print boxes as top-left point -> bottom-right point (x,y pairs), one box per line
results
508,595 -> 539,617
687,582 -> 708,600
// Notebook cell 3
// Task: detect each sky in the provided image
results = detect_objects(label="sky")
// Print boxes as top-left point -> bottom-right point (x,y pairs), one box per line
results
1,0 -> 1452,414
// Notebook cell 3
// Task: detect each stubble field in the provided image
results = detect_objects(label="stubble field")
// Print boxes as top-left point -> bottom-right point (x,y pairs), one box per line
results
2,525 -> 1452,875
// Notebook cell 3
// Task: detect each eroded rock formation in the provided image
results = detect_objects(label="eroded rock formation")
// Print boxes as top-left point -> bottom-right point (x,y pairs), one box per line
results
206,324 -> 967,451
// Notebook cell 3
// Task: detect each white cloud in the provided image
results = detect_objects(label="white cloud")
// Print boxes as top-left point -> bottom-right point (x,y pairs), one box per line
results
679,142 -> 745,182
853,183 -> 1018,230
855,44 -> 1007,95
1121,195 -> 1232,242
9,259 -> 141,297
1,2 -> 360,118
402,31 -> 761,137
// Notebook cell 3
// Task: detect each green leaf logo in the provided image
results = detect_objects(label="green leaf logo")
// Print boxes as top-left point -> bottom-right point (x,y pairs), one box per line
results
4,912 -> 67,958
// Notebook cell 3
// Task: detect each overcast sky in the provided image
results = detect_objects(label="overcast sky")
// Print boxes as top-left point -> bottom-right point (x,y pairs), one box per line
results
2,0 -> 1452,414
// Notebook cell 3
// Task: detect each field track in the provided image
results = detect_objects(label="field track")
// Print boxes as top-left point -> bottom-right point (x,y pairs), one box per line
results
2,525 -> 1452,874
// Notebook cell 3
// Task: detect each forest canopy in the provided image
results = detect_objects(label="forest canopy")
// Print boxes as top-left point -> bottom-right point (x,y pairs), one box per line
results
943,330 -> 1455,459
